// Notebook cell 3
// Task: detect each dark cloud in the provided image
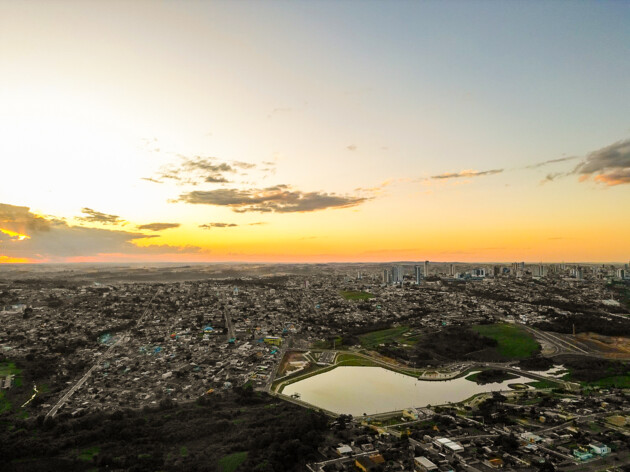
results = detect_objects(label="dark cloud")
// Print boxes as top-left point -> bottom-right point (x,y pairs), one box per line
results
76,208 -> 124,225
199,223 -> 238,229
431,169 -> 503,179
0,203 -> 199,260
177,185 -> 369,213
574,139 -> 630,186
137,223 -> 181,231
248,222 -> 267,226
526,156 -> 578,169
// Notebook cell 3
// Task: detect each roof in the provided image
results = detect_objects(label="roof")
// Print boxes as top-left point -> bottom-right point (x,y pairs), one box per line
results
415,456 -> 437,468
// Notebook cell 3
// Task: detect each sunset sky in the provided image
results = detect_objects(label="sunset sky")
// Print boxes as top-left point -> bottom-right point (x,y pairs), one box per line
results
1,1 -> 629,263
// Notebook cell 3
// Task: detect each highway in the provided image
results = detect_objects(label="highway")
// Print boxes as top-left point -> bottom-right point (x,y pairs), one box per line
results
46,288 -> 161,418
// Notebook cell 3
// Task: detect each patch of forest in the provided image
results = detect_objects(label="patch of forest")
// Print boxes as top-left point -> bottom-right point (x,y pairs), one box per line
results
554,355 -> 630,385
376,326 -> 506,365
0,388 -> 328,472
534,313 -> 630,337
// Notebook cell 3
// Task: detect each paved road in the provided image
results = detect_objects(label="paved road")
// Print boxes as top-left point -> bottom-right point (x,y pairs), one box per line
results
46,289 -> 161,418
518,323 -> 589,355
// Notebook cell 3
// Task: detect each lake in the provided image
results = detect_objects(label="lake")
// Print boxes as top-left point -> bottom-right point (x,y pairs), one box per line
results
282,366 -> 532,416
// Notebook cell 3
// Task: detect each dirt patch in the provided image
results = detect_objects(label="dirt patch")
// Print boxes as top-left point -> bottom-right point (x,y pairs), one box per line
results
575,332 -> 630,359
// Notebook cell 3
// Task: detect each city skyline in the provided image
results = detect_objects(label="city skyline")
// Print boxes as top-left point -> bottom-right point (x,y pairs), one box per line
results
1,1 -> 629,264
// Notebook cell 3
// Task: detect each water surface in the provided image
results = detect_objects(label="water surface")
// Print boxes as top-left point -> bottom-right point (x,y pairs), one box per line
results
282,366 -> 531,416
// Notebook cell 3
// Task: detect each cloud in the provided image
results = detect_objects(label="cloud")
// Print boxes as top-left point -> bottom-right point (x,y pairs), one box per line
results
151,156 -> 254,185
539,172 -> 568,185
137,223 -> 181,231
574,139 -> 630,186
177,185 -> 369,213
199,222 -> 238,229
0,203 -> 199,261
346,145 -> 357,151
233,161 -> 256,169
141,177 -> 163,184
76,208 -> 125,225
526,156 -> 579,169
431,169 -> 503,179
0,203 -> 52,233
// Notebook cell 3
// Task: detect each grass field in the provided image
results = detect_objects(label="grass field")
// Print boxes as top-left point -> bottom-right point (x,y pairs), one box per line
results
340,290 -> 375,301
358,326 -> 410,348
588,376 -> 630,388
471,323 -> 540,359
335,353 -> 380,367
218,451 -> 248,472
526,380 -> 560,389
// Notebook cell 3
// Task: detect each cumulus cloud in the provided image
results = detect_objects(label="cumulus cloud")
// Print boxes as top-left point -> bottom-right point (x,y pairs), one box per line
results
346,145 -> 357,151
0,203 -> 199,261
199,222 -> 238,229
431,169 -> 503,179
574,139 -> 630,186
136,223 -> 181,231
76,208 -> 125,225
177,185 -> 369,213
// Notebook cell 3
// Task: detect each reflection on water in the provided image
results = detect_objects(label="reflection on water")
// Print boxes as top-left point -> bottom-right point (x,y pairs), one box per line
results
282,366 -> 531,416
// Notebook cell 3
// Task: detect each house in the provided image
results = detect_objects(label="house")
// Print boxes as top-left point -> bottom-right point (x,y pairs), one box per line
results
355,456 -> 376,472
589,443 -> 611,456
414,456 -> 438,472
403,408 -> 419,420
336,445 -> 352,456
573,449 -> 593,461
263,336 -> 282,346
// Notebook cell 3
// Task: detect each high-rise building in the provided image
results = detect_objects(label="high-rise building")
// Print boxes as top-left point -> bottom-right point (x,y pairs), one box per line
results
414,265 -> 422,284
392,265 -> 404,284
617,268 -> 626,280
423,260 -> 430,277
382,269 -> 390,284
449,264 -> 455,277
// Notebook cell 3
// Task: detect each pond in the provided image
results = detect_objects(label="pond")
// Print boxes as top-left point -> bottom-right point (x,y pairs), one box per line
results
282,366 -> 532,416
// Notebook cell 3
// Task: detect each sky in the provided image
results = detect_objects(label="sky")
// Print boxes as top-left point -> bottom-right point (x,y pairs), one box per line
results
1,0 -> 629,264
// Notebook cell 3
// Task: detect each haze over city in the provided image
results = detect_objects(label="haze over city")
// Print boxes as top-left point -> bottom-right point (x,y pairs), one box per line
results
1,1 -> 629,264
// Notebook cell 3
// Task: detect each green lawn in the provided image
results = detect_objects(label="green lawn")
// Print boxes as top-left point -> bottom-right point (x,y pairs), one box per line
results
335,353 -> 379,367
358,326 -> 410,348
339,290 -> 375,301
588,375 -> 630,388
526,380 -> 560,389
471,323 -> 540,359
218,451 -> 248,472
